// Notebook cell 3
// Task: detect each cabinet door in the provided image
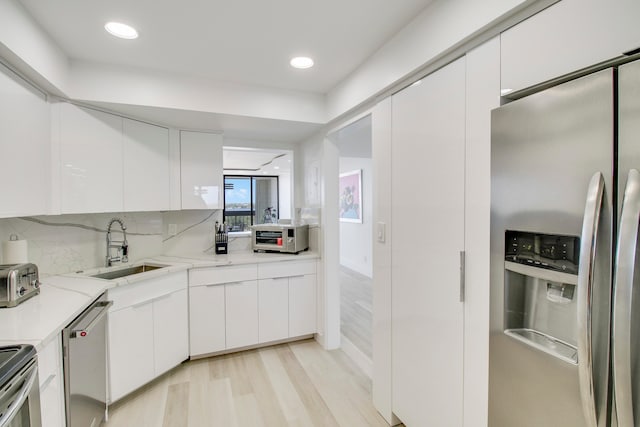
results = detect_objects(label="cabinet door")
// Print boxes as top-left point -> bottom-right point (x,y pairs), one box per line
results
289,274 -> 316,337
258,278 -> 289,343
225,281 -> 258,349
153,289 -> 189,375
38,335 -> 64,427
0,63 -> 50,218
60,103 -> 123,213
390,57 -> 465,427
189,284 -> 226,356
108,303 -> 155,403
123,118 -> 170,212
180,131 -> 223,209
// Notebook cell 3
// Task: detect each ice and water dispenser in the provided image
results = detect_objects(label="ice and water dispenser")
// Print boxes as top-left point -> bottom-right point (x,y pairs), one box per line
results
503,230 -> 580,364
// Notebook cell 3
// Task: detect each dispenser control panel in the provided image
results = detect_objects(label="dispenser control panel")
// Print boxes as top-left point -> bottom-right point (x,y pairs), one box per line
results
505,230 -> 579,274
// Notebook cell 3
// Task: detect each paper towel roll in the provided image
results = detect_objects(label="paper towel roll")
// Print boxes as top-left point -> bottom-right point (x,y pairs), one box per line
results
2,237 -> 28,264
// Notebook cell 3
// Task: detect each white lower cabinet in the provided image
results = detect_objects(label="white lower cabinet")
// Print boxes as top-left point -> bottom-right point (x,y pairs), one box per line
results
108,302 -> 155,402
38,334 -> 65,427
152,288 -> 188,376
225,281 -> 259,349
289,274 -> 316,337
258,277 -> 289,343
188,259 -> 317,357
189,284 -> 226,355
107,271 -> 188,403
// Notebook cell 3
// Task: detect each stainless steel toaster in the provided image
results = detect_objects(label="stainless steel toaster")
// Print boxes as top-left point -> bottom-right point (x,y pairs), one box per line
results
0,263 -> 41,308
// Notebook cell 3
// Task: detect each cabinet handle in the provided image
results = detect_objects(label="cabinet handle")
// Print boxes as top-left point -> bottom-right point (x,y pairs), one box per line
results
205,283 -> 224,287
459,251 -> 466,303
131,299 -> 152,309
289,275 -> 305,279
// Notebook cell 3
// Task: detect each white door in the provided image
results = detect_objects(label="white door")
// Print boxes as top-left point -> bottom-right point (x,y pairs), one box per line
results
289,274 -> 316,337
153,289 -> 189,375
258,278 -> 289,343
390,57 -> 466,426
189,284 -> 226,356
225,281 -> 258,349
108,303 -> 155,402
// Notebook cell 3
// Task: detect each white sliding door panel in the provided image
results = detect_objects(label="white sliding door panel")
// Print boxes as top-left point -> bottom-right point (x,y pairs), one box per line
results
391,57 -> 466,427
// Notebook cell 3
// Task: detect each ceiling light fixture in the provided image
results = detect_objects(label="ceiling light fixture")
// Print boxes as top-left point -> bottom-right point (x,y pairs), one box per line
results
105,22 -> 139,39
290,56 -> 314,69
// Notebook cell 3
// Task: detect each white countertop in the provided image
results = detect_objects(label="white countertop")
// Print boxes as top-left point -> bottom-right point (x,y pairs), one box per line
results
0,250 -> 319,351
0,275 -> 108,350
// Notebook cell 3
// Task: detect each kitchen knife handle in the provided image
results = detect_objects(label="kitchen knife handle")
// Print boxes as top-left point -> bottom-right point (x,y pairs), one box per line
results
613,169 -> 640,427
577,172 -> 605,427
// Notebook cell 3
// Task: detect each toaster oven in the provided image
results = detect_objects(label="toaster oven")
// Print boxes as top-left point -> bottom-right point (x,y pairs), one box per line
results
0,263 -> 41,308
251,224 -> 309,254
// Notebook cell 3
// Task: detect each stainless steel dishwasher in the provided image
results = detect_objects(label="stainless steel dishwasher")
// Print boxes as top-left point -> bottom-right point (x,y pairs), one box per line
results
62,293 -> 112,427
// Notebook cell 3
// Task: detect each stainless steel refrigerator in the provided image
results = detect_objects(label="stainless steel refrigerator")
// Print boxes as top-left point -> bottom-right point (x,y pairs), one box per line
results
489,58 -> 640,426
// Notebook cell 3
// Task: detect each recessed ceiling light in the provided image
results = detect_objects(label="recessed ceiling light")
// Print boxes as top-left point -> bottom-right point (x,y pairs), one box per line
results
274,166 -> 280,170
105,22 -> 139,39
290,57 -> 314,69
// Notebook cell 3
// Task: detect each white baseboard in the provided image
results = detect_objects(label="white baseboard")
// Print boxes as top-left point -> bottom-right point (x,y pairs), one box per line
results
340,334 -> 373,378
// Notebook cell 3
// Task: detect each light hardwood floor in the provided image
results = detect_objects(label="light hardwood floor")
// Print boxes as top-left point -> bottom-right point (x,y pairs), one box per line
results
104,339 -> 388,427
340,267 -> 372,358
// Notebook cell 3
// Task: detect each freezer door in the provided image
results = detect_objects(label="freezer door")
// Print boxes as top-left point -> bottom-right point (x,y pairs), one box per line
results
615,58 -> 640,427
490,68 -> 614,427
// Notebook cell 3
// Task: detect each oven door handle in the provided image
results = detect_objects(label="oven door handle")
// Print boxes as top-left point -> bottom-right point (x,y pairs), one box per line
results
0,361 -> 38,427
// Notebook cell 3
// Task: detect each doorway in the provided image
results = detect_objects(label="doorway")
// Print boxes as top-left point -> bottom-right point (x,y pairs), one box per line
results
333,115 -> 373,373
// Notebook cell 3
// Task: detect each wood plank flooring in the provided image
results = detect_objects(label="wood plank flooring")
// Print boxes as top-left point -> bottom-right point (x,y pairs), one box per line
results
340,267 -> 373,358
104,339 -> 388,427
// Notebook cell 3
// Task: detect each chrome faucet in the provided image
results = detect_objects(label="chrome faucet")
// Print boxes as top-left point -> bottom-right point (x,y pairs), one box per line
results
106,218 -> 129,267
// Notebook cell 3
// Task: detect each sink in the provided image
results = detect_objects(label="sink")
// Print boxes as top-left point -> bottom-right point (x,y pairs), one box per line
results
90,263 -> 168,280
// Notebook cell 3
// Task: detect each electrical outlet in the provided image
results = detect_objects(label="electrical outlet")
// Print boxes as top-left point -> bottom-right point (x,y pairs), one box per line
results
168,224 -> 177,236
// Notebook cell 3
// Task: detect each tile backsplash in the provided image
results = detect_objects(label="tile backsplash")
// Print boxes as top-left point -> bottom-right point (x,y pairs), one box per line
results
0,210 -> 221,276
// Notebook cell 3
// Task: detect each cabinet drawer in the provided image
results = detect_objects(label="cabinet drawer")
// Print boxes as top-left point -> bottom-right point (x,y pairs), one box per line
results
258,260 -> 316,279
107,271 -> 187,312
189,263 -> 257,286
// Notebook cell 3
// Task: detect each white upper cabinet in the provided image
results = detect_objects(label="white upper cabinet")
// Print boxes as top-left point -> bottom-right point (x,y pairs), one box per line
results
123,118 -> 170,211
59,103 -> 123,214
180,131 -> 223,210
501,0 -> 640,93
0,64 -> 50,218
58,103 -> 172,214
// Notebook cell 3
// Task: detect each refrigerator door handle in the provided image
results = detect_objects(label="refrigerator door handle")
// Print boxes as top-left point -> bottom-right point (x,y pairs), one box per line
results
577,171 -> 605,427
613,168 -> 640,427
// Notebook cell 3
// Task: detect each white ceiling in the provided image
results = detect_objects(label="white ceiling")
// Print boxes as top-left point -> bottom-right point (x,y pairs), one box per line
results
19,0 -> 434,94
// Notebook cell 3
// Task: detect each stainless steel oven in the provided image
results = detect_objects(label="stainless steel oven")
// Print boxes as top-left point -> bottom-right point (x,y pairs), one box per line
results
0,345 -> 41,427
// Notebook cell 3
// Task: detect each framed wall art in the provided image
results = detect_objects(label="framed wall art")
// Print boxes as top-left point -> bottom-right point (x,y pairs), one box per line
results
339,169 -> 362,223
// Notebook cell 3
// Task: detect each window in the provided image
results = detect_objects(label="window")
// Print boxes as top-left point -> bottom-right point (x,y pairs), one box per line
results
224,175 -> 279,232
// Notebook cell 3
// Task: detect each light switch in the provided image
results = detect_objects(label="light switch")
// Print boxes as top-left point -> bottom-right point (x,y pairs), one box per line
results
377,222 -> 386,243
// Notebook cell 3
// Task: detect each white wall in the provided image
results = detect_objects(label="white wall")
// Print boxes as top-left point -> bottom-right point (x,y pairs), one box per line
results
339,157 -> 373,277
69,60 -> 326,124
0,0 -> 70,95
326,0 -> 532,120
